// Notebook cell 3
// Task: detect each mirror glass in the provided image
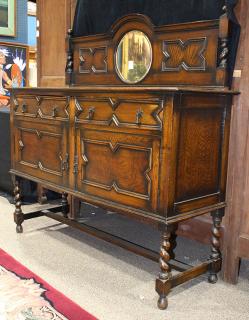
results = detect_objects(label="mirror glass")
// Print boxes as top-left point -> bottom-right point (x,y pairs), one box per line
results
116,30 -> 152,83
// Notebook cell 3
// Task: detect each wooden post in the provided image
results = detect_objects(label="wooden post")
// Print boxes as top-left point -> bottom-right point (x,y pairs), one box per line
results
222,0 -> 249,283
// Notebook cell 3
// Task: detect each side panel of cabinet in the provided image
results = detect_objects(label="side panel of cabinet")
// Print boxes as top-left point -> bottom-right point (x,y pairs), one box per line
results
171,94 -> 230,217
75,127 -> 161,213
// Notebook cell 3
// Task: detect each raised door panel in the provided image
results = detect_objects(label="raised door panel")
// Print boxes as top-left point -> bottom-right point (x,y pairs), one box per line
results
13,120 -> 69,187
76,128 -> 161,213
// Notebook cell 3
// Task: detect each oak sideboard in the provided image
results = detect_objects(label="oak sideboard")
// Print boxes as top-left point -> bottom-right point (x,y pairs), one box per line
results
10,10 -> 238,309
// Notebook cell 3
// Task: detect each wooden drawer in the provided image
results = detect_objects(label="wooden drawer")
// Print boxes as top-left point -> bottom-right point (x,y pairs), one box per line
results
13,95 -> 69,121
13,119 -> 69,187
75,97 -> 163,130
75,127 -> 161,213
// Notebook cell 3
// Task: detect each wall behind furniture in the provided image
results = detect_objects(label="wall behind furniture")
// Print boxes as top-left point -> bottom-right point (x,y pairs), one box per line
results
28,14 -> 36,46
0,0 -> 28,44
36,0 -> 76,86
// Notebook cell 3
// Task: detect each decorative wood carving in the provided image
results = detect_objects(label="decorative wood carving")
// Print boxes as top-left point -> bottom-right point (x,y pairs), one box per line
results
14,96 -> 70,121
10,83 -> 235,310
13,179 -> 24,233
79,47 -> 107,73
75,97 -> 163,130
156,229 -> 172,310
81,138 -> 152,200
10,4 -> 238,308
218,38 -> 229,69
217,6 -> 229,70
162,38 -> 207,72
208,209 -> 224,283
66,29 -> 74,77
18,127 -> 63,177
70,14 -> 225,86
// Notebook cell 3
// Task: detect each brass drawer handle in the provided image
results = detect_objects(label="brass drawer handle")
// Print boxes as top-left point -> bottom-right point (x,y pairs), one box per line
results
86,107 -> 95,120
136,108 -> 143,125
52,106 -> 58,118
61,153 -> 69,171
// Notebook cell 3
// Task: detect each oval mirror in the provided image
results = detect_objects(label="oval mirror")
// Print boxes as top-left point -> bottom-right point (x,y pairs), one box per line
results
116,30 -> 152,84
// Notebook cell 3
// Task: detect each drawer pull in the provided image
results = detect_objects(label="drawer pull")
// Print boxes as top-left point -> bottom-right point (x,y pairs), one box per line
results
18,140 -> 24,151
52,107 -> 58,118
61,153 -> 69,171
21,103 -> 27,113
136,108 -> 143,125
86,107 -> 95,120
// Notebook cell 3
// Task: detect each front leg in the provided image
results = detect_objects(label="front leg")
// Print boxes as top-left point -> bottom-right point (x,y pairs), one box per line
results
13,178 -> 24,233
37,184 -> 47,204
156,226 -> 172,310
208,209 -> 224,283
61,192 -> 69,218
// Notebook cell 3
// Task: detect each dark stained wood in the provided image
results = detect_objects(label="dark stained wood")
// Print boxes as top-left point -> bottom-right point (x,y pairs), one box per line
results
208,209 -> 224,283
68,194 -> 81,219
10,86 -> 234,309
37,184 -> 47,204
171,260 -> 211,288
13,178 -> 24,234
9,12 -> 237,309
156,228 -> 172,310
70,15 -> 229,87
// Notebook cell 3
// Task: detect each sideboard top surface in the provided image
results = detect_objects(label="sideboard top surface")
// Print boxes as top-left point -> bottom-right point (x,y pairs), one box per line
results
10,86 -> 239,95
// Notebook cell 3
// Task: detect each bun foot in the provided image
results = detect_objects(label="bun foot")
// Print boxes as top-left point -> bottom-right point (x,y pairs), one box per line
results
16,225 -> 23,233
208,273 -> 218,284
157,295 -> 168,310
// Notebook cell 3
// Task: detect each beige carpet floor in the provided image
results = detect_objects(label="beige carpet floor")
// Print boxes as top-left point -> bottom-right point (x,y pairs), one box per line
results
0,193 -> 248,320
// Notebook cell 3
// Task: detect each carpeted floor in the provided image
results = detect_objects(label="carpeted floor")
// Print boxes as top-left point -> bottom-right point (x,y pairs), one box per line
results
0,193 -> 248,320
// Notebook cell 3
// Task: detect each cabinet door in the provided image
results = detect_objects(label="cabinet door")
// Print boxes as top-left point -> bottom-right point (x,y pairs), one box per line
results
13,119 -> 69,187
75,127 -> 160,213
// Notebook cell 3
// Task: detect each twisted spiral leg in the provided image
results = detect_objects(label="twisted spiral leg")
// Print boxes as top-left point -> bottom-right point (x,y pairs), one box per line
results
13,179 -> 24,233
156,229 -> 172,310
62,192 -> 69,218
208,210 -> 223,283
169,224 -> 178,260
159,231 -> 171,280
219,38 -> 229,69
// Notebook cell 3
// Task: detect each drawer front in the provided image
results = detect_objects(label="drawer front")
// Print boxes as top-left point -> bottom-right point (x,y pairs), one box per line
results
13,95 -> 69,121
76,127 -> 160,212
75,97 -> 163,130
13,119 -> 69,186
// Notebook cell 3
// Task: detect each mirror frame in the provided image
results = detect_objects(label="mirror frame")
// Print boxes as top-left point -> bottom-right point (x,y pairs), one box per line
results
115,30 -> 153,84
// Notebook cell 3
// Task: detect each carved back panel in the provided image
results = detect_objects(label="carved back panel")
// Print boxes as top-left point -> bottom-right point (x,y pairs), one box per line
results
66,13 -> 230,87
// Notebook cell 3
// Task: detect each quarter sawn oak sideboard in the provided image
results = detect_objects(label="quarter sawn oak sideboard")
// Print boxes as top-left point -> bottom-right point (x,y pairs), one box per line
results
10,11 -> 238,309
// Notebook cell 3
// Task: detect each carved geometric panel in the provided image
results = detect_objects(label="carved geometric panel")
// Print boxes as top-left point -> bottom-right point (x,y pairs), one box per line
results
81,139 -> 152,200
162,37 -> 207,72
18,127 -> 63,177
79,47 -> 107,73
13,95 -> 70,121
75,97 -> 163,130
